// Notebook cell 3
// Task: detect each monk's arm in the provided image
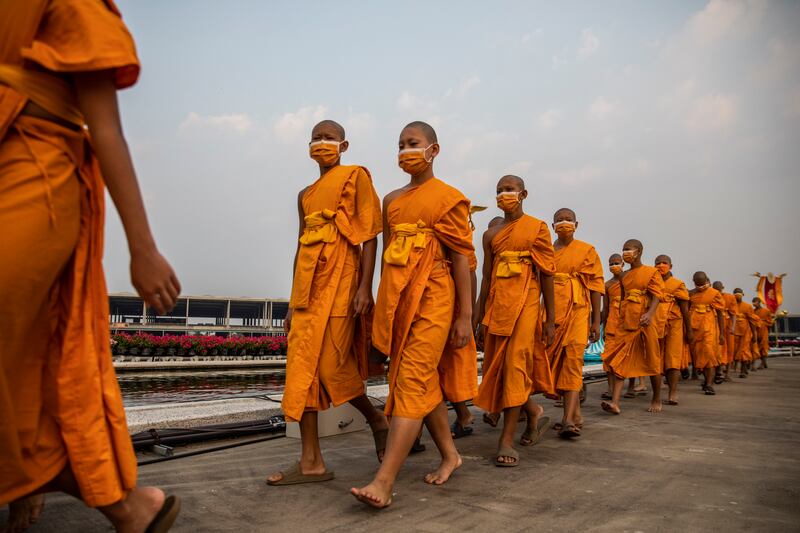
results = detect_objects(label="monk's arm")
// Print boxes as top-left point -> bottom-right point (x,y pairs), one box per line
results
474,232 -> 493,332
716,310 -> 726,344
589,290 -> 602,342
353,237 -> 377,315
540,273 -> 555,346
74,70 -> 179,315
450,252 -> 473,348
600,289 -> 610,327
640,295 -> 660,326
380,195 -> 391,275
678,300 -> 694,344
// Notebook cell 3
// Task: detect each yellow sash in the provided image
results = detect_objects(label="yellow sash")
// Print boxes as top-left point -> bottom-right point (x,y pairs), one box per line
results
298,209 -> 337,245
384,221 -> 434,266
496,250 -> 532,278
554,272 -> 585,305
0,64 -> 83,126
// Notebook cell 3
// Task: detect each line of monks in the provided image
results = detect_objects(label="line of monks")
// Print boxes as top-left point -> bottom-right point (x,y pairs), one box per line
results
0,1 -> 779,529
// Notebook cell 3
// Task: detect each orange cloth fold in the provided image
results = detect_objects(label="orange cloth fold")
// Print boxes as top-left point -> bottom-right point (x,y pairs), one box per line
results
546,240 -> 605,394
733,301 -> 760,362
720,292 -> 738,364
688,288 -> 725,369
604,280 -> 621,340
373,178 -> 474,419
602,266 -> 665,378
282,165 -> 381,422
475,215 -> 556,412
753,307 -> 773,359
655,276 -> 689,371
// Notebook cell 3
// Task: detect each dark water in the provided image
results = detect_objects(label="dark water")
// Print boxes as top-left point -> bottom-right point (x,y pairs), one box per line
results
118,370 -> 388,407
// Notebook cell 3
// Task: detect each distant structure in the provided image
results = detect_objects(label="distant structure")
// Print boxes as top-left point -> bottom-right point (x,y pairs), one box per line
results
109,293 -> 288,336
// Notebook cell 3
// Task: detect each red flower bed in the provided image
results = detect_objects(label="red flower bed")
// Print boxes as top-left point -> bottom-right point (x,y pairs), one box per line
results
111,333 -> 287,356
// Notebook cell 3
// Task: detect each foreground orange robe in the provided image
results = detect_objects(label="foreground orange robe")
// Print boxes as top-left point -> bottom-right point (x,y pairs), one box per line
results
602,266 -> 665,378
373,178 -> 474,419
688,288 -> 725,369
546,240 -> 604,394
0,0 -> 138,507
281,165 -> 381,422
753,307 -> 772,359
654,276 -> 689,372
734,301 -> 760,362
720,292 -> 738,365
603,279 -> 621,341
474,215 -> 556,413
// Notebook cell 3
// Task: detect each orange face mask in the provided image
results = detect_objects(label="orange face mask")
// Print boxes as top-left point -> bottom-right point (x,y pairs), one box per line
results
622,249 -> 638,263
309,140 -> 341,166
655,263 -> 670,275
496,192 -> 521,212
398,145 -> 434,175
696,283 -> 710,291
609,264 -> 623,275
553,220 -> 576,237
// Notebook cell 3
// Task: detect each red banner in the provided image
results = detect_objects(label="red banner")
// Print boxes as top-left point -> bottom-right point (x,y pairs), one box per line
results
756,275 -> 783,314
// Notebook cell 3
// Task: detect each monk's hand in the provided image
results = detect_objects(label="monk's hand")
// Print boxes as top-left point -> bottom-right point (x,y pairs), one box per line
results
686,330 -> 695,345
589,320 -> 601,343
475,323 -> 486,345
451,316 -> 472,348
719,334 -> 725,345
543,320 -> 556,347
130,248 -> 180,315
639,311 -> 654,327
352,286 -> 373,316
284,308 -> 293,334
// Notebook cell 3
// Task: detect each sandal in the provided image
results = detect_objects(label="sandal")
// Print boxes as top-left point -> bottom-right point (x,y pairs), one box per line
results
623,391 -> 636,399
410,437 -> 426,453
664,399 -> 679,406
145,495 -> 181,533
266,462 -> 335,486
704,386 -> 716,395
494,447 -> 520,467
520,416 -> 550,446
558,424 -> 581,439
450,421 -> 474,439
601,391 -> 612,400
482,412 -> 499,428
373,428 -> 388,461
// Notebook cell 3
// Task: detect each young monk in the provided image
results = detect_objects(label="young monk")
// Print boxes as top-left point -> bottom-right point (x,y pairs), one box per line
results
732,288 -> 760,378
473,175 -> 556,465
351,121 -> 474,508
0,2 -> 182,531
546,209 -> 604,438
713,281 -> 738,381
752,298 -> 773,370
267,120 -> 389,485
600,254 -> 623,401
653,256 -> 693,405
688,273 -> 726,395
601,240 -> 665,414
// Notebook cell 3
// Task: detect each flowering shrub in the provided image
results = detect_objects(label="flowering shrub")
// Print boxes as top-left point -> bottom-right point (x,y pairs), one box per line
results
111,333 -> 287,356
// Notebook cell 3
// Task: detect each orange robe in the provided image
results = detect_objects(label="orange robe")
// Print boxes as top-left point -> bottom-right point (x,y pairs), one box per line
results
602,266 -> 665,378
688,288 -> 725,369
654,276 -> 689,372
281,165 -> 381,422
734,301 -> 760,362
603,279 -> 621,341
720,292 -> 738,365
475,215 -> 556,412
546,240 -> 604,394
753,307 -> 772,358
0,0 -> 138,507
373,178 -> 474,419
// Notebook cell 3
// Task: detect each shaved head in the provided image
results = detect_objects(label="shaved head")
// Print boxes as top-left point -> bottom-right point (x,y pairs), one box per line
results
498,175 -> 525,190
693,271 -> 709,285
654,254 -> 672,265
624,239 -> 643,252
403,121 -> 438,144
554,207 -> 576,222
609,253 -> 622,262
312,120 -> 345,140
752,297 -> 761,303
733,287 -> 744,295
712,281 -> 724,290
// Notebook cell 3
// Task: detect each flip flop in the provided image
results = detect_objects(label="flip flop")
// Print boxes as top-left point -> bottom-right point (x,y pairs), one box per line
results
266,462 -> 334,486
373,428 -> 388,461
410,437 -> 426,453
552,421 -> 583,432
450,421 -> 474,439
704,386 -> 716,395
623,392 -> 636,399
145,495 -> 181,533
635,390 -> 648,396
664,399 -> 679,406
520,416 -> 550,446
601,391 -> 612,400
601,401 -> 621,415
494,447 -> 520,467
558,424 -> 581,439
482,412 -> 499,428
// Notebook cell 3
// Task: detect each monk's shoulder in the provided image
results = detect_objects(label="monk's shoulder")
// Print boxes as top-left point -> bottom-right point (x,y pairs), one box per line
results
571,238 -> 597,257
383,186 -> 409,210
430,177 -> 468,205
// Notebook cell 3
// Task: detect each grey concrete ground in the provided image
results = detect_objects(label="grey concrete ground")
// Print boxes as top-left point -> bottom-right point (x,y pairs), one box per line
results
5,358 -> 799,532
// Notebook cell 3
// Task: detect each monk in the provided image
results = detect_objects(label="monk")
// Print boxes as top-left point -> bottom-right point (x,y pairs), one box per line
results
473,175 -> 555,465
653,255 -> 692,405
688,272 -> 725,395
267,120 -> 389,486
0,2 -> 181,531
732,289 -> 760,378
713,281 -> 738,381
546,209 -> 604,438
601,239 -> 665,414
351,121 -> 474,508
600,254 -> 623,401
752,298 -> 773,370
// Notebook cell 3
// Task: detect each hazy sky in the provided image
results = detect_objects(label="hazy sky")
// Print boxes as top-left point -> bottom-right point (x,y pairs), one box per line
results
109,0 -> 800,310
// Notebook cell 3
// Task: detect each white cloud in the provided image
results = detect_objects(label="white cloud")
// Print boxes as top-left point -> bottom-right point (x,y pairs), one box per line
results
537,109 -> 561,129
557,164 -> 603,186
589,97 -> 617,120
455,75 -> 481,98
686,0 -> 764,46
344,110 -> 375,137
273,105 -> 327,143
179,112 -> 252,134
685,93 -> 737,132
506,160 -> 533,176
578,28 -> 599,58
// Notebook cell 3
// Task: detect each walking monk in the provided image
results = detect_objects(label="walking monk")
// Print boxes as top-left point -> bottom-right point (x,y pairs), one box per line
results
267,120 -> 389,485
688,273 -> 725,395
351,121 -> 474,508
473,175 -> 556,465
713,281 -> 738,381
752,298 -> 773,370
653,255 -> 692,406
0,1 -> 181,531
546,209 -> 604,438
601,240 -> 665,414
732,288 -> 760,378
601,254 -> 623,401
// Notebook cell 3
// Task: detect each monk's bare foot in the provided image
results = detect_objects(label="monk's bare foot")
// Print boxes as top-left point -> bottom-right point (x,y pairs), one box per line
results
647,401 -> 663,413
601,401 -> 620,415
102,486 -> 168,533
350,480 -> 392,509
267,459 -> 327,484
368,414 -> 390,462
424,454 -> 462,485
4,494 -> 45,533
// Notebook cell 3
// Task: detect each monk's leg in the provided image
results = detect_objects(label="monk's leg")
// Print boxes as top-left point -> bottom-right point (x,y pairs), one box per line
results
497,405 -> 523,464
702,367 -> 715,394
451,401 -> 474,430
348,395 -> 390,461
625,377 -> 636,395
520,399 -> 545,437
351,416 -> 423,508
562,391 -> 581,428
4,494 -> 45,532
601,374 -> 623,414
422,401 -> 462,484
647,375 -> 662,413
267,411 -> 326,482
666,369 -> 680,404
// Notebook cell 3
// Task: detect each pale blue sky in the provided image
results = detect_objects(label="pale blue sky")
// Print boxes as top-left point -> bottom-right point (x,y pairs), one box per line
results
109,0 -> 800,310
